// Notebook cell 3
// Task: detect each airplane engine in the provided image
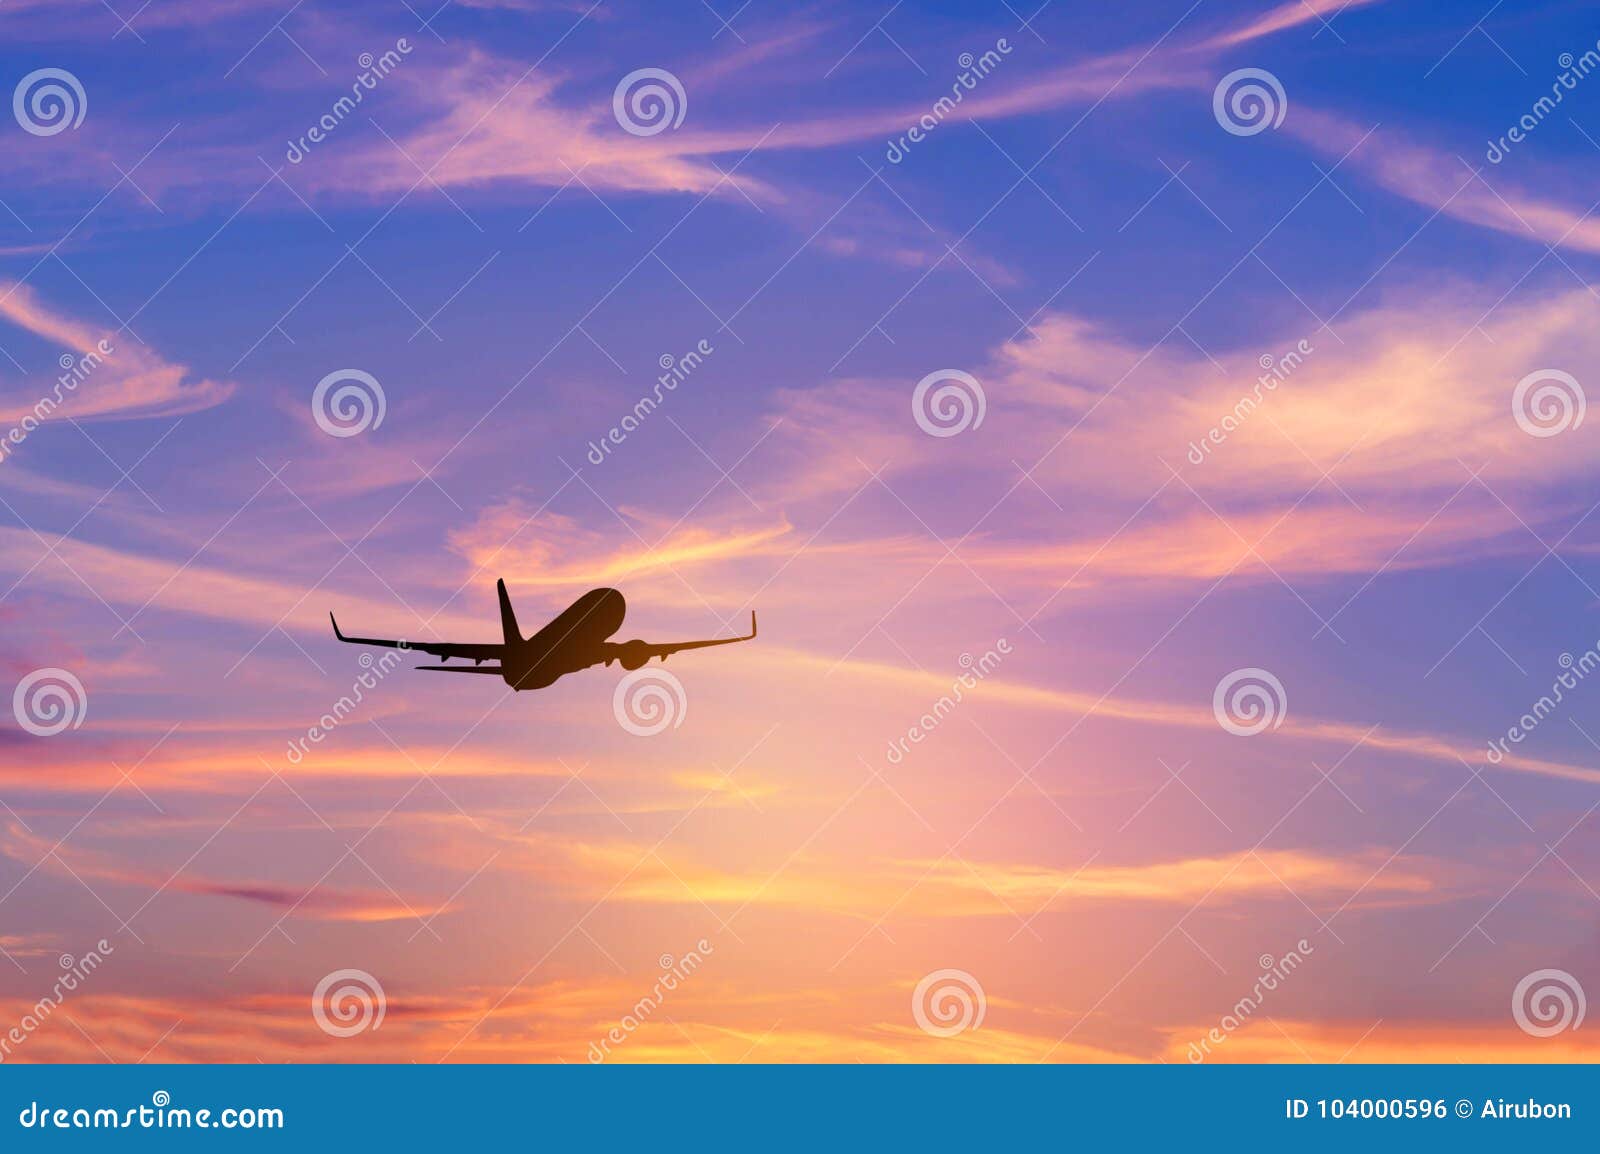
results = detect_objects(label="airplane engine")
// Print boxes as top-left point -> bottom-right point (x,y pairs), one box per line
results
617,640 -> 652,670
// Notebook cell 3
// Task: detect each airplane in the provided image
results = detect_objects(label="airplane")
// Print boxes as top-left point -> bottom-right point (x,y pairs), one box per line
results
330,581 -> 756,691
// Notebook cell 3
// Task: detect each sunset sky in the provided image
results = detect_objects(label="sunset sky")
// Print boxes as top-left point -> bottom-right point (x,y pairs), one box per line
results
3,0 -> 1600,1063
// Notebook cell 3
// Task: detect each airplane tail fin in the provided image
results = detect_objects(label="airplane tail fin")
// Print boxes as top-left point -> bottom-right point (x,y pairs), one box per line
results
497,578 -> 522,645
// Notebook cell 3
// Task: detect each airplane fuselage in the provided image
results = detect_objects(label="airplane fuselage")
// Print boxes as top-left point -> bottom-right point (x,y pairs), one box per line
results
501,587 -> 627,690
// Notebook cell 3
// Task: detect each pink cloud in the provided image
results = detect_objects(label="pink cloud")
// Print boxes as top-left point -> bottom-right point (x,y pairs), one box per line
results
0,282 -> 233,426
1287,107 -> 1600,256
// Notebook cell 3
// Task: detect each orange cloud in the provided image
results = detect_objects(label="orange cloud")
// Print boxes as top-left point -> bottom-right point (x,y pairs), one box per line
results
993,289 -> 1600,499
914,848 -> 1438,908
1162,1017 -> 1600,1063
483,829 -> 1444,918
0,983 -> 1140,1064
5,989 -> 1586,1065
0,932 -> 59,959
447,503 -> 794,594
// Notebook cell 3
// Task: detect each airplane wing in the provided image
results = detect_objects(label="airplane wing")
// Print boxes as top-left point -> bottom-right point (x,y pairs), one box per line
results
329,613 -> 504,663
602,611 -> 757,665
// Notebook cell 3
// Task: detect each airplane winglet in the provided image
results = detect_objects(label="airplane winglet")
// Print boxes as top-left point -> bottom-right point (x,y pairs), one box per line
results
750,610 -> 757,640
330,612 -> 346,641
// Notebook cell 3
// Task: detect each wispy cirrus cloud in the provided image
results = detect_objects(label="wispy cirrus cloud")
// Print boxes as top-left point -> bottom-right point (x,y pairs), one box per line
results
736,279 -> 1600,608
0,282 -> 234,425
0,0 -> 281,32
775,647 -> 1600,787
1192,0 -> 1387,51
1160,1017 -> 1600,1063
1286,107 -> 1600,257
0,524 -> 482,641
0,983 -> 1140,1063
446,501 -> 794,594
0,821 -> 450,924
479,830 -> 1445,917
302,52 -> 777,203
54,0 -> 1393,212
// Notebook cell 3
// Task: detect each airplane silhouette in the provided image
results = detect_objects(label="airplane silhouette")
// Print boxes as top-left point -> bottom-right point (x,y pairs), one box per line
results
330,581 -> 756,691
